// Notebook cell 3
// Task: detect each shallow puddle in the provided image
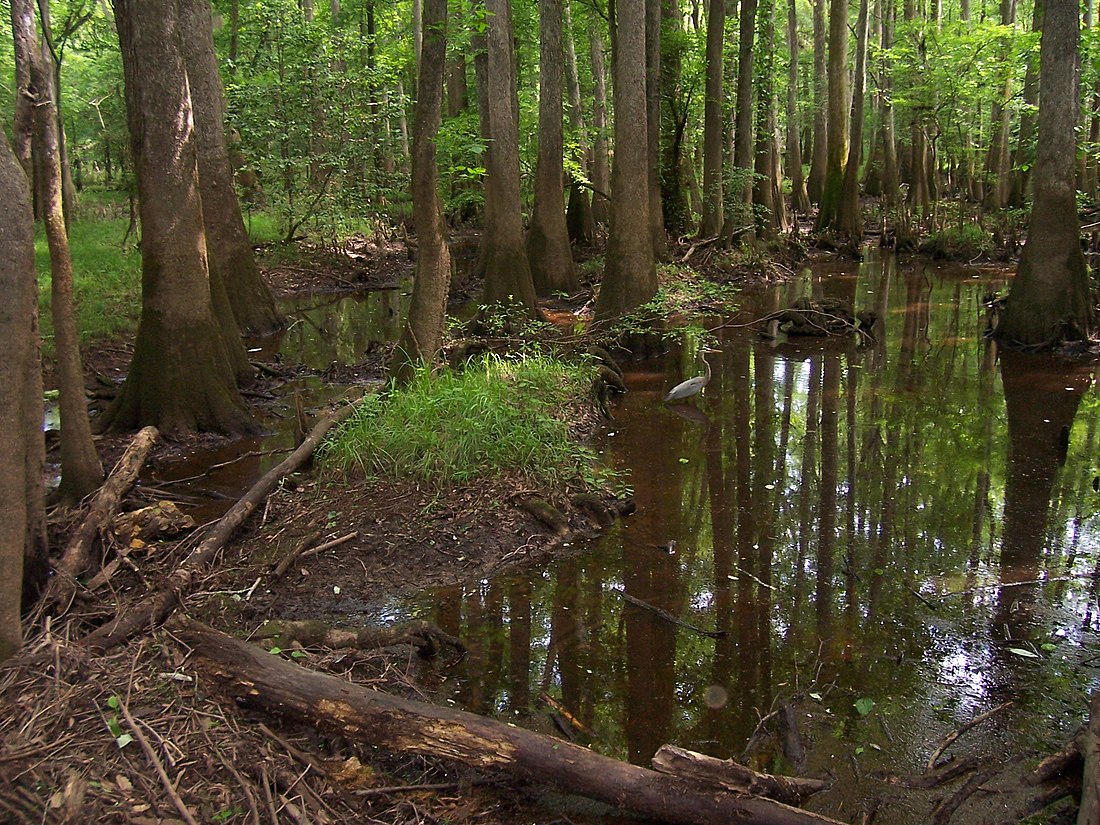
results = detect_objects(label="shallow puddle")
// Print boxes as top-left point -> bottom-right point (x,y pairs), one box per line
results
369,249 -> 1100,821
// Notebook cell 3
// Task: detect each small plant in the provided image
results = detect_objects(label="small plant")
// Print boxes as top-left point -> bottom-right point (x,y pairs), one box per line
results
321,353 -> 612,490
920,225 -> 993,260
103,696 -> 134,749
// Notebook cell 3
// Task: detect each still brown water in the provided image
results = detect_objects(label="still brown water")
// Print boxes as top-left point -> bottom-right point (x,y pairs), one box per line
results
375,249 -> 1099,822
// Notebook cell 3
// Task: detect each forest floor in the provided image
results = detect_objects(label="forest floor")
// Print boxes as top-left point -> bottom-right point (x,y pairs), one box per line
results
6,229 -> 1076,825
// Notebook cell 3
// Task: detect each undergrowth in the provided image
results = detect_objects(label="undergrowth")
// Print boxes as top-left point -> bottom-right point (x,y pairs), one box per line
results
321,352 -> 609,489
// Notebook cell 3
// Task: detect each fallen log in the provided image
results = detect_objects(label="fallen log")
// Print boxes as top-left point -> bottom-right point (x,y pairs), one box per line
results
81,397 -> 365,651
254,618 -> 465,658
38,426 -> 159,611
1025,734 -> 1083,786
1079,694 -> 1100,825
651,744 -> 829,806
175,619 -> 846,825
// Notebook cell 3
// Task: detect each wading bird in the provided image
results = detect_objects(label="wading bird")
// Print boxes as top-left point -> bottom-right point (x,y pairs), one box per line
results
663,348 -> 718,404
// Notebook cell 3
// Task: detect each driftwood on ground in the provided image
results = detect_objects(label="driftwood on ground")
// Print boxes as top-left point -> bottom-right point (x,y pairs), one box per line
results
38,426 -> 159,611
81,397 -> 365,651
651,744 -> 829,806
175,619 -> 846,825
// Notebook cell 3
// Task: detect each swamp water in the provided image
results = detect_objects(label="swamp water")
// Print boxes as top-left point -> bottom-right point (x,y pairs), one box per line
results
142,251 -> 1099,821
362,250 -> 1099,822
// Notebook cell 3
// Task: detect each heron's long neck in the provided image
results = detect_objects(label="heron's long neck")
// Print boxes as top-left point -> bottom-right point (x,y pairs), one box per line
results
702,354 -> 711,382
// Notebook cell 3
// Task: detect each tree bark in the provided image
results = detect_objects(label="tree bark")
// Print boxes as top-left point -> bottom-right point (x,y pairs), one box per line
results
1079,694 -> 1100,825
997,0 -> 1094,347
983,0 -> 1017,211
815,0 -> 849,230
597,0 -> 658,320
15,0 -> 104,503
0,128 -> 43,661
563,0 -> 596,245
786,0 -> 810,214
651,745 -> 830,806
753,0 -> 788,235
481,0 -> 538,314
837,0 -> 870,240
179,0 -> 283,337
808,0 -> 828,202
527,0 -> 578,294
391,0 -> 452,383
177,620 -> 847,825
8,0 -> 35,180
700,0 -> 725,235
103,0 -> 256,436
589,19 -> 612,225
724,0 -> 757,242
660,0 -> 690,237
646,0 -> 668,259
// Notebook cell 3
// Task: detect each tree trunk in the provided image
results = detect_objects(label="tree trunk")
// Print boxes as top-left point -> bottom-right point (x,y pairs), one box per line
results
564,0 -> 596,245
527,0 -> 578,295
1011,0 -> 1044,206
997,0 -> 1094,347
597,0 -> 657,320
878,0 -> 899,204
786,0 -> 810,214
178,620 -> 848,825
983,0 -> 1017,211
724,0 -> 758,242
753,0 -> 789,235
179,0 -> 283,336
837,0 -> 870,240
16,0 -> 104,504
589,19 -> 612,225
0,128 -> 43,661
808,0 -> 828,202
103,0 -> 256,435
9,0 -> 35,181
646,0 -> 668,259
481,0 -> 538,314
699,0 -> 725,236
660,0 -> 690,237
391,0 -> 451,383
815,0 -> 849,230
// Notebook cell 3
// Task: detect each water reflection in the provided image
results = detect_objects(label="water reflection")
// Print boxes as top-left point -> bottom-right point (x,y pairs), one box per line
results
398,249 -> 1100,822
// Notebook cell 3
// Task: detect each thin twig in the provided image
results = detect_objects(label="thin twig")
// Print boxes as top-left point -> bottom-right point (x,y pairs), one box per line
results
117,697 -> 199,825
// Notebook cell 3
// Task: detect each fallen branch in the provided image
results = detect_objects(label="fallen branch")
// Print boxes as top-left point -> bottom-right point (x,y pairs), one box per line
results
873,755 -> 983,790
39,426 -> 159,612
270,529 -> 323,579
175,619 -> 845,825
615,589 -> 727,639
81,397 -> 365,651
118,696 -> 199,825
1024,734 -> 1083,786
651,745 -> 829,806
926,701 -> 1013,771
254,619 -> 465,657
930,765 -> 999,825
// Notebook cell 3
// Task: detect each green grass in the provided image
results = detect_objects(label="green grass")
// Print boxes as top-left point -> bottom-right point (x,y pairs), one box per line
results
36,193 -> 142,354
35,187 -> 287,354
321,352 -> 605,489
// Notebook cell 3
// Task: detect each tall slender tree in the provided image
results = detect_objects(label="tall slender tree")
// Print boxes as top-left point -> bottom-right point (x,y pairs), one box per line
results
786,0 -> 809,214
589,18 -> 612,225
725,0 -> 758,241
13,0 -> 103,503
997,0 -> 1094,347
815,0 -> 850,230
808,0 -> 828,202
527,0 -> 578,295
597,0 -> 657,319
646,0 -> 667,258
481,0 -> 538,314
837,0 -> 870,240
392,0 -> 451,383
700,0 -> 725,236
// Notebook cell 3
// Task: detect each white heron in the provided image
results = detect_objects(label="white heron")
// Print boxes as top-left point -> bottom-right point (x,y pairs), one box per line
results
663,348 -> 719,403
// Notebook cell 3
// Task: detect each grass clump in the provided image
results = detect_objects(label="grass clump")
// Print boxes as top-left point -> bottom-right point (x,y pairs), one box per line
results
920,224 -> 993,260
322,352 -> 605,488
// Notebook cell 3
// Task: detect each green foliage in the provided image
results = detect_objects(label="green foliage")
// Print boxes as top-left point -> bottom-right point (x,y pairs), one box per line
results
920,224 -> 992,260
37,188 -> 142,353
321,353 -> 607,489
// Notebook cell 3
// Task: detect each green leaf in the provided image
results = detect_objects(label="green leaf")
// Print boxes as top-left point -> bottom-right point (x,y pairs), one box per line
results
1006,647 -> 1039,659
107,717 -> 123,738
269,646 -> 282,655
107,695 -> 120,710
1041,643 -> 1057,652
854,697 -> 875,717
